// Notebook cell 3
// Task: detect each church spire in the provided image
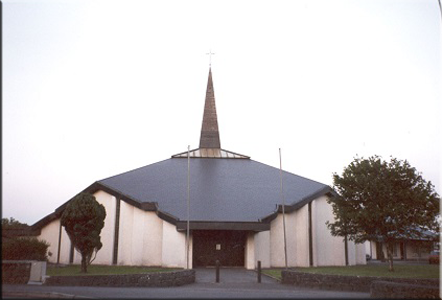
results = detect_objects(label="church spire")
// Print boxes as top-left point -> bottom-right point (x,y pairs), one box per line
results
199,68 -> 221,148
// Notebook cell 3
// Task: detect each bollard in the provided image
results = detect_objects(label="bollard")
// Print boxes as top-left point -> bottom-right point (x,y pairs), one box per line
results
257,260 -> 261,283
215,260 -> 220,283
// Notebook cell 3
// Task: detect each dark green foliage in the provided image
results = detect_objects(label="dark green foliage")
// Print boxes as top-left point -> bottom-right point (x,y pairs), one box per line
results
2,237 -> 50,261
2,217 -> 28,229
327,155 -> 440,271
61,192 -> 106,273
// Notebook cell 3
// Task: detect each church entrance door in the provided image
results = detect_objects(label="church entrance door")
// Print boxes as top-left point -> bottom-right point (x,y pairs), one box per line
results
192,230 -> 246,268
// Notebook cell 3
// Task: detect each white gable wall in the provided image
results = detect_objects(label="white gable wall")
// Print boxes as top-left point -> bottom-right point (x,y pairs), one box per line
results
37,218 -> 71,264
37,191 -> 367,268
118,200 -> 134,265
161,220 -> 186,268
38,219 -> 60,264
245,232 -> 255,269
141,211 -> 163,266
355,242 -> 366,264
117,197 -> 164,266
92,191 -> 116,265
270,211 -> 286,267
58,225 -> 71,264
312,195 -> 346,266
312,195 -> 366,266
36,190 -> 178,268
254,230 -> 271,268
347,239 -> 356,265
269,204 -> 309,268
131,205 -> 147,265
267,195 -> 366,268
285,207 -> 298,267
294,204 -> 309,267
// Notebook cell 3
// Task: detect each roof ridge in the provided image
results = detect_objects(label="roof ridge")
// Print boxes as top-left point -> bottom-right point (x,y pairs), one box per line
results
171,147 -> 250,159
248,158 -> 329,187
97,158 -> 172,182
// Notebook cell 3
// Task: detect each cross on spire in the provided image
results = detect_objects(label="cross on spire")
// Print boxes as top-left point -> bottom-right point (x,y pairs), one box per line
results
206,50 -> 215,66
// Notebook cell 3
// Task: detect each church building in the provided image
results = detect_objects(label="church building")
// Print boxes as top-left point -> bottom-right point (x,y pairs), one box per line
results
29,68 -> 366,269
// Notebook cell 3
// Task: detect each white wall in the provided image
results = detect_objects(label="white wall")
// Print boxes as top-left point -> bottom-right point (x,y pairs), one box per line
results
365,241 -> 372,259
355,242 -> 366,264
312,196 -> 365,266
161,220 -> 186,268
285,208 -> 298,267
270,212 -> 287,267
254,230 -> 271,268
142,211 -> 164,266
245,232 -> 255,270
58,225 -> 71,264
35,189 -> 184,268
38,190 -> 370,268
92,191 -> 116,265
269,204 -> 310,268
347,239 -> 356,266
118,200 -> 133,265
38,219 -> 61,264
117,198 -> 165,266
294,205 -> 309,267
37,218 -> 73,264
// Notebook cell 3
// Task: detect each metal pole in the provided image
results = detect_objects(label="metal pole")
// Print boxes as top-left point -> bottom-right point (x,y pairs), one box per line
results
57,221 -> 62,264
279,148 -> 288,270
257,260 -> 262,283
186,145 -> 190,269
216,260 -> 220,283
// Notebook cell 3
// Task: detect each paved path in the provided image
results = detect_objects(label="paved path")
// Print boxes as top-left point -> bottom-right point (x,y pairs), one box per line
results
2,268 -> 371,299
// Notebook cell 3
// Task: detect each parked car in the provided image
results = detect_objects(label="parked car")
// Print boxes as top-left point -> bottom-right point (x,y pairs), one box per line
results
429,250 -> 439,264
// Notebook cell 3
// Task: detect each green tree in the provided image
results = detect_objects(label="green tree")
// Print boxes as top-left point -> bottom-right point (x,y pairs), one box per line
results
61,192 -> 106,273
327,155 -> 440,272
2,237 -> 50,261
2,217 -> 28,228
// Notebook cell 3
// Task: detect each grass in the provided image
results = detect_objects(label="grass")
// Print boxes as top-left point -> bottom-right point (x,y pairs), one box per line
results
262,264 -> 440,280
47,264 -> 181,276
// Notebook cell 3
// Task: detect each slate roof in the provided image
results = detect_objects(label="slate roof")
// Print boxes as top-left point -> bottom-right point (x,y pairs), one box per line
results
29,67 -> 332,232
172,148 -> 250,159
98,157 -> 331,223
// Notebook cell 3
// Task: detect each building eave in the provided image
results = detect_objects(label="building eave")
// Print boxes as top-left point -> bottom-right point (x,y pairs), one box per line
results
171,148 -> 250,159
260,186 -> 333,221
175,221 -> 269,232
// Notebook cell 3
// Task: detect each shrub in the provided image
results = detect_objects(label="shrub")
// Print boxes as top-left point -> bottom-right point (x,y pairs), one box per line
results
2,237 -> 50,261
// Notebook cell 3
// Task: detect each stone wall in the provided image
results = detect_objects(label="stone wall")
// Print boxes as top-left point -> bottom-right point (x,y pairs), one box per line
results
281,270 -> 439,292
44,270 -> 195,287
2,261 -> 32,284
370,280 -> 440,299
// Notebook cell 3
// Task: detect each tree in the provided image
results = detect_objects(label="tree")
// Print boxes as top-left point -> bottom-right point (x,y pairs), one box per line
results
61,192 -> 106,273
2,237 -> 50,261
327,155 -> 440,272
2,217 -> 28,229
2,217 -> 51,261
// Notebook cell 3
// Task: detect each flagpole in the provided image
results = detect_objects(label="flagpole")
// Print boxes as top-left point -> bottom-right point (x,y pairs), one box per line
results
186,145 -> 190,269
279,148 -> 288,270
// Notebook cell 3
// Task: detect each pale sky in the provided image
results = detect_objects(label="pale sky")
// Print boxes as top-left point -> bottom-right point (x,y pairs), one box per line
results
3,0 -> 441,225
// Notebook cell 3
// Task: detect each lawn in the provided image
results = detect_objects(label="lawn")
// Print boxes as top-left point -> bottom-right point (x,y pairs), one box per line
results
262,264 -> 440,280
47,264 -> 180,276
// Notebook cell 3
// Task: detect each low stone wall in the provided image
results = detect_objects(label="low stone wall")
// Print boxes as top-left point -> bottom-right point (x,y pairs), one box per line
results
370,280 -> 440,299
44,270 -> 195,287
2,261 -> 32,284
281,270 -> 439,293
